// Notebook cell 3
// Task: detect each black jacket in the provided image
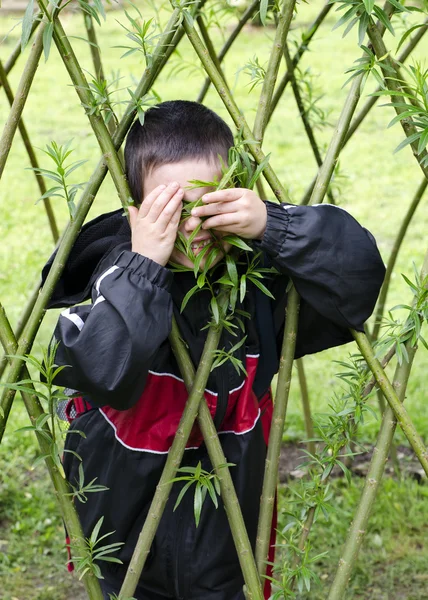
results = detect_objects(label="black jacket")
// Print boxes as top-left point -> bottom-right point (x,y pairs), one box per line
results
44,201 -> 385,599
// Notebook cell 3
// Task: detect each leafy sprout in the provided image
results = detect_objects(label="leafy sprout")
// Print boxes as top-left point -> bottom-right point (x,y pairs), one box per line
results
28,139 -> 87,220
70,516 -> 124,580
370,61 -> 428,164
0,341 -> 78,471
67,463 -> 109,504
169,461 -> 235,527
115,4 -> 165,66
238,55 -> 267,92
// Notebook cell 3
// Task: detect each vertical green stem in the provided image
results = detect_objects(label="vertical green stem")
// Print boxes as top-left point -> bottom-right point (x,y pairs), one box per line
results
0,304 -> 103,599
267,1 -> 333,124
372,177 -> 427,340
253,0 -> 297,143
197,0 -> 259,103
328,251 -> 428,599
196,14 -> 229,89
352,330 -> 428,475
307,73 -> 363,206
283,44 -> 336,205
0,17 -> 48,179
0,59 -> 59,242
169,318 -> 264,600
81,8 -> 119,139
296,358 -> 315,456
255,286 -> 300,578
0,280 -> 40,382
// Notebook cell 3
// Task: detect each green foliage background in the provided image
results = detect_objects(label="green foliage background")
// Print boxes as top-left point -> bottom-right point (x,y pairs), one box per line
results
0,1 -> 427,598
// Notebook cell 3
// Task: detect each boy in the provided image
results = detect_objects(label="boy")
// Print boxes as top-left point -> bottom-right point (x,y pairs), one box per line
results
43,100 -> 385,599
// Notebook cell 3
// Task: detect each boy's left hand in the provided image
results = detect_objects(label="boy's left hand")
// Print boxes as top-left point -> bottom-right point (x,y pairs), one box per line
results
191,188 -> 267,240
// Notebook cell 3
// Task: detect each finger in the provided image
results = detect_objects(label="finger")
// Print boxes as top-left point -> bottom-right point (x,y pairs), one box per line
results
202,213 -> 240,231
138,185 -> 167,218
191,201 -> 239,218
157,191 -> 183,230
168,200 -> 183,230
201,188 -> 243,204
128,206 -> 138,231
147,182 -> 182,222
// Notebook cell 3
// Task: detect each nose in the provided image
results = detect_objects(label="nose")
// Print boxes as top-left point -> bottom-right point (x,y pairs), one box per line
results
183,215 -> 202,233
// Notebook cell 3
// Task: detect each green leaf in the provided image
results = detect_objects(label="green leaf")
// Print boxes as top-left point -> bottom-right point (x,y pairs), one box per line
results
21,0 -> 35,52
226,254 -> 238,287
240,275 -> 247,303
396,23 -> 425,53
393,131 -> 420,154
90,517 -> 105,544
248,153 -> 270,190
259,0 -> 269,26
222,236 -> 253,252
211,296 -> 219,324
373,6 -> 394,36
362,0 -> 374,15
180,285 -> 199,313
194,482 -> 203,527
42,21 -> 54,62
417,128 -> 428,156
247,276 -> 275,299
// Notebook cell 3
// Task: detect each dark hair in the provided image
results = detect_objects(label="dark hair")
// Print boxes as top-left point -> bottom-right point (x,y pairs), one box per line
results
124,100 -> 234,203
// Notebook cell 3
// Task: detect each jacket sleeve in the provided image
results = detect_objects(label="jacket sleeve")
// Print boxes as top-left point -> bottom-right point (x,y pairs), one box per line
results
254,201 -> 385,357
52,250 -> 173,410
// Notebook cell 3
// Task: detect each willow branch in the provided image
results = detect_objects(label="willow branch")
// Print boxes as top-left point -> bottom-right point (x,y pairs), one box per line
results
372,177 -> 427,340
296,358 -> 315,455
283,43 -> 336,205
0,59 -> 59,242
352,329 -> 428,475
81,8 -> 118,139
345,19 -> 428,146
299,5 -> 424,206
0,304 -> 103,599
169,317 -> 264,600
307,72 -> 363,205
0,9 -> 183,441
196,14 -> 229,90
285,339 -> 397,593
253,0 -> 297,142
0,280 -> 40,383
0,15 -> 50,179
328,250 -> 428,599
180,14 -> 289,202
255,285 -> 300,578
366,17 -> 428,180
197,0 -> 259,103
119,313 -> 231,599
268,1 -> 333,124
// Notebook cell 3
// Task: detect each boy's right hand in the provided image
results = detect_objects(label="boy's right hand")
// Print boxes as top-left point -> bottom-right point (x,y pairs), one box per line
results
128,182 -> 183,267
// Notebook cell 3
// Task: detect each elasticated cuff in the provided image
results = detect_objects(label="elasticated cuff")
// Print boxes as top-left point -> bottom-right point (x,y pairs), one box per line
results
114,250 -> 173,290
253,201 -> 291,259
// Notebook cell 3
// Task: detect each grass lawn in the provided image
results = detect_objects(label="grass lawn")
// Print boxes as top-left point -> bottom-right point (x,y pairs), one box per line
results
0,0 -> 427,598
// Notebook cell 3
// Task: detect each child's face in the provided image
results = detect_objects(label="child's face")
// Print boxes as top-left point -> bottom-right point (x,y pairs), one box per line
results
143,159 -> 232,270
